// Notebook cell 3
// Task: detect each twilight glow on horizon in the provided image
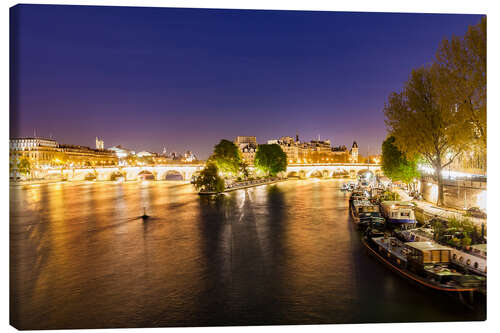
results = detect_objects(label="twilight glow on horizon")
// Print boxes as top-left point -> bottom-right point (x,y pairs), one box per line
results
10,4 -> 483,159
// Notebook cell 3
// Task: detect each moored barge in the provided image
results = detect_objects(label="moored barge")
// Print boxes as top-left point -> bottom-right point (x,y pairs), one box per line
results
362,234 -> 482,306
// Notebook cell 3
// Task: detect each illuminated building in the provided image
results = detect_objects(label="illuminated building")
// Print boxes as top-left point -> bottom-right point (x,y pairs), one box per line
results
9,137 -> 117,169
9,138 -> 59,167
182,151 -> 197,163
108,145 -> 135,158
58,144 -> 117,166
235,136 -> 257,164
95,137 -> 104,150
267,136 -> 357,164
350,141 -> 359,163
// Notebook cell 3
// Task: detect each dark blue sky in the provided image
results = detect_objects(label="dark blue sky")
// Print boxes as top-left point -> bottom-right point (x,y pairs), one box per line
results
10,4 -> 484,158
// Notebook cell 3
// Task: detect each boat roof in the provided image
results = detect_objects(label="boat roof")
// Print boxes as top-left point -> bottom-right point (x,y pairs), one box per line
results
405,228 -> 434,237
352,200 -> 373,206
381,201 -> 415,208
405,241 -> 451,252
470,244 -> 487,251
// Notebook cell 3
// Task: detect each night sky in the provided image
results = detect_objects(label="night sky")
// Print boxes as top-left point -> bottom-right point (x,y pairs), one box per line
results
10,4 -> 484,159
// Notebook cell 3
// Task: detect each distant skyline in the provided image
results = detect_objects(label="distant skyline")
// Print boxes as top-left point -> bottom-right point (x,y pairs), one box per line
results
10,4 -> 484,159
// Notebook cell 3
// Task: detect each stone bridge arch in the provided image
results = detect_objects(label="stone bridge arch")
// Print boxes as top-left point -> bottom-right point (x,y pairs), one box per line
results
137,170 -> 156,180
109,171 -> 126,181
309,170 -> 323,178
73,169 -> 97,181
163,170 -> 184,181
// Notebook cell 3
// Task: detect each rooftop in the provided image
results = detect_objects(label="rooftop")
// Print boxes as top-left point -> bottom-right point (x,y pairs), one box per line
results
405,241 -> 451,252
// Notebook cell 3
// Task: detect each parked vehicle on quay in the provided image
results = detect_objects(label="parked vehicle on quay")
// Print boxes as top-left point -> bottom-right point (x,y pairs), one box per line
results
466,207 -> 487,219
362,231 -> 484,306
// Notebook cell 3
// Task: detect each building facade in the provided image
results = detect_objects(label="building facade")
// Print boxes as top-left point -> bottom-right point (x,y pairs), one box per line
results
234,136 -> 258,164
9,137 -> 118,174
350,141 -> 359,163
267,136 -> 357,164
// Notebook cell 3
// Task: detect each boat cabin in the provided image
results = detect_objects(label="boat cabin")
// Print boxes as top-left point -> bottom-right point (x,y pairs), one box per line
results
405,242 -> 452,265
352,200 -> 378,215
380,201 -> 416,226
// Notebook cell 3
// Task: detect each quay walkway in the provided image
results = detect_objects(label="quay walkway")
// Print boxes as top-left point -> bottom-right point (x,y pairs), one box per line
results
395,189 -> 486,227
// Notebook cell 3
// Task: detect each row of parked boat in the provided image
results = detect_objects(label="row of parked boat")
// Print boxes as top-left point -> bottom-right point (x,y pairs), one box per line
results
345,184 -> 486,307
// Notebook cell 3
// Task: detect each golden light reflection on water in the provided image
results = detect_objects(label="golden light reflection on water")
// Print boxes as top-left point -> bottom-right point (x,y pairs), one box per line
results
10,180 -> 486,329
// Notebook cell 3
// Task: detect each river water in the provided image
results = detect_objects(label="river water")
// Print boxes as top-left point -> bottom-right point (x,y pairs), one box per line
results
10,179 -> 485,329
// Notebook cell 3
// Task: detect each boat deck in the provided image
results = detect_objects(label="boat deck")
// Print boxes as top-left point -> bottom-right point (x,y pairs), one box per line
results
372,237 -> 407,262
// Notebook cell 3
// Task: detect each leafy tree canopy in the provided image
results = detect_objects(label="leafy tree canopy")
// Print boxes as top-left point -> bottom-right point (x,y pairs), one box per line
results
193,162 -> 225,193
18,157 -> 31,175
381,136 -> 420,184
435,17 -> 486,149
209,139 -> 242,175
254,144 -> 287,176
384,65 -> 469,205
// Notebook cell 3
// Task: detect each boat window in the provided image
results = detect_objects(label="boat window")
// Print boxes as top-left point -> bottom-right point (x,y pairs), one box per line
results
431,250 -> 440,262
441,250 -> 450,262
452,253 -> 457,260
474,262 -> 479,269
459,256 -> 464,263
466,259 -> 471,266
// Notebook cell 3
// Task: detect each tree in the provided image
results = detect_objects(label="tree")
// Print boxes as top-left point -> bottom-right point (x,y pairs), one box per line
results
208,139 -> 242,175
435,17 -> 486,149
254,144 -> 287,176
381,136 -> 420,188
18,157 -> 31,176
384,65 -> 469,206
239,160 -> 250,179
193,162 -> 225,193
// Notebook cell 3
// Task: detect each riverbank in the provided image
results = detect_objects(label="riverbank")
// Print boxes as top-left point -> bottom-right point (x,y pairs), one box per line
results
395,189 -> 486,227
199,177 -> 284,195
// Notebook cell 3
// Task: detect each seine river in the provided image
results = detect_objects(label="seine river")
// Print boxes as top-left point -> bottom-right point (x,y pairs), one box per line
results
10,179 -> 485,329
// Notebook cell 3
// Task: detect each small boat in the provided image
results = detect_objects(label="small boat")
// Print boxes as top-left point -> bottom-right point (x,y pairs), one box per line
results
380,201 -> 417,228
362,234 -> 482,305
359,211 -> 386,229
350,199 -> 379,226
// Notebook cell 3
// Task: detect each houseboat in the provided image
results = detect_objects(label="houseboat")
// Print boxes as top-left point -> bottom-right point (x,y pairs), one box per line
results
380,201 -> 417,228
362,235 -> 483,305
398,228 -> 487,277
350,200 -> 380,226
359,211 -> 386,229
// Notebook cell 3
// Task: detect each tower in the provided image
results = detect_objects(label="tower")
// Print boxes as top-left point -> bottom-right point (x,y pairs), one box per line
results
350,141 -> 359,163
96,137 -> 104,150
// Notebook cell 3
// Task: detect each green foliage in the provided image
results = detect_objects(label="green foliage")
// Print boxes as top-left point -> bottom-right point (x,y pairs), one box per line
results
381,136 -> 420,184
209,139 -> 242,175
384,19 -> 486,206
430,216 -> 483,248
380,191 -> 401,202
384,65 -> 469,206
18,157 -> 31,175
193,162 -> 225,193
435,17 -> 486,148
239,160 -> 250,179
254,144 -> 287,176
